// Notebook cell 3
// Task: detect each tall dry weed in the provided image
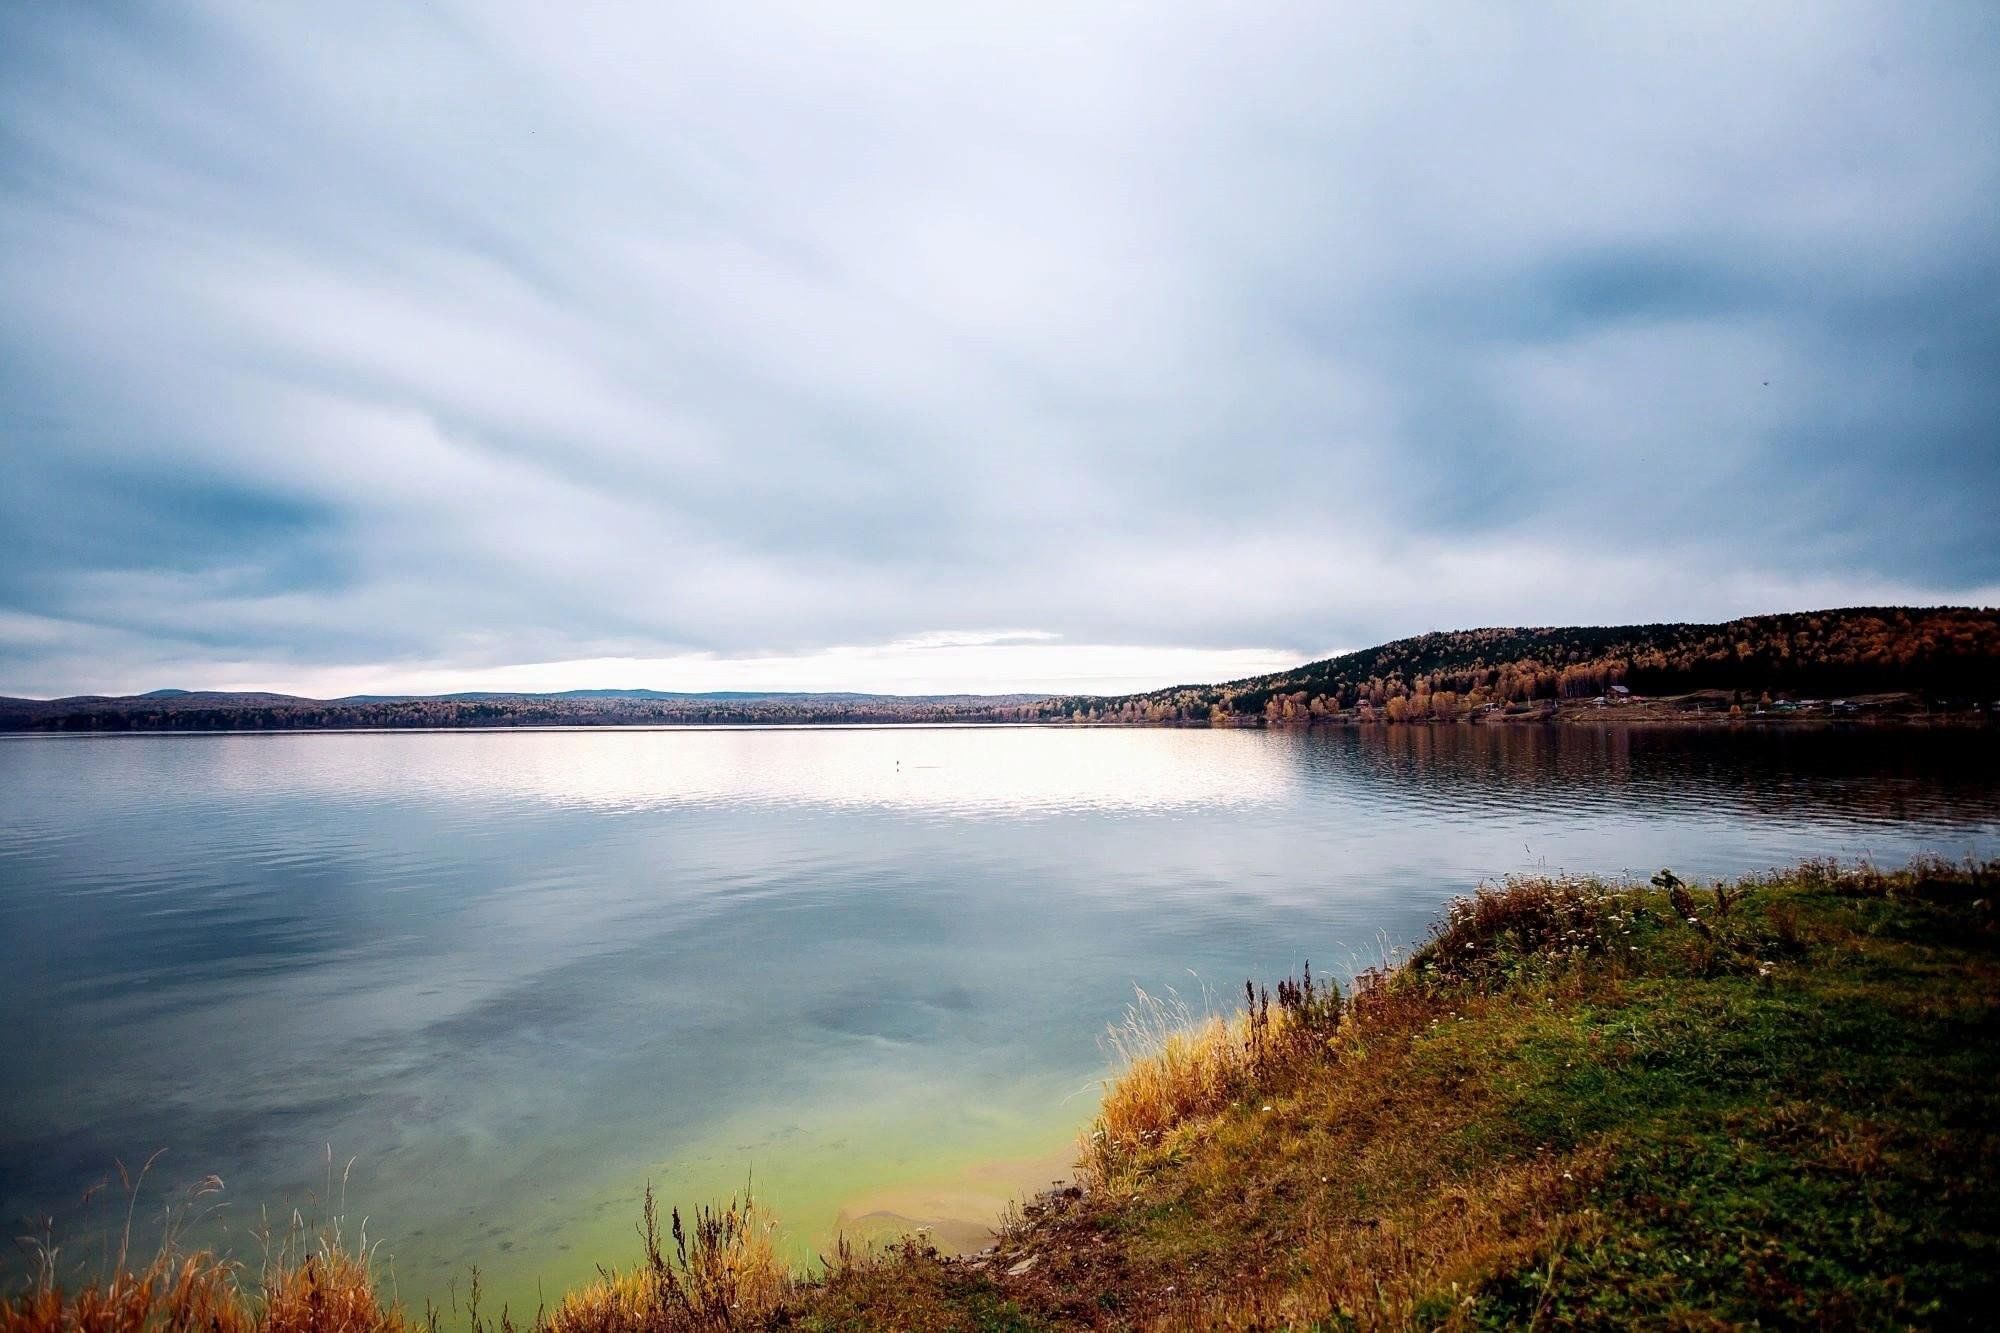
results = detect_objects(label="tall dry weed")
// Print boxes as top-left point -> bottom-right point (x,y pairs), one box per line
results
548,1189 -> 782,1333
1085,969 -> 1342,1181
4,1153 -> 400,1333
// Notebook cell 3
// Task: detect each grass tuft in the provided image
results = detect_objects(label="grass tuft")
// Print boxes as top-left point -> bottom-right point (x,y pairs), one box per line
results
1085,966 -> 1343,1182
547,1189 -> 783,1333
2,1211 -> 400,1333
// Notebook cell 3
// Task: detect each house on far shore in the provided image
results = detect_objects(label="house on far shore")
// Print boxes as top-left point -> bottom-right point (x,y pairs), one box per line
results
1608,684 -> 1632,701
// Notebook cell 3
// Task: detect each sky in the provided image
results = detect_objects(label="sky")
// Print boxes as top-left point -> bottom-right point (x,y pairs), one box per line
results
2,2 -> 1997,699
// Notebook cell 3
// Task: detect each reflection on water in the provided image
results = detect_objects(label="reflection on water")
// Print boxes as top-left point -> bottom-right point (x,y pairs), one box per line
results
349,726 -> 1302,815
1,725 -> 1995,1306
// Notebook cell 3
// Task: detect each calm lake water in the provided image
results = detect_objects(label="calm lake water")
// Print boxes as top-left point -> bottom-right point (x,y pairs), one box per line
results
3,725 -> 1996,1306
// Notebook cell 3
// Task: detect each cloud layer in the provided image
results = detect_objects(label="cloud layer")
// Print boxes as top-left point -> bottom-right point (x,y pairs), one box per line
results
3,2 -> 1997,695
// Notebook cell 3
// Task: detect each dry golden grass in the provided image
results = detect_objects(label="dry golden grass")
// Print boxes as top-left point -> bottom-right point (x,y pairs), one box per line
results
1287,1152 -> 1611,1331
1,1235 -> 401,1333
5,1160 -> 793,1333
1087,969 -> 1343,1181
0,1250 -> 251,1333
1090,991 -> 1252,1167
546,1190 -> 783,1333
1140,1152 -> 1608,1333
3,1152 -> 403,1333
261,1245 -> 401,1333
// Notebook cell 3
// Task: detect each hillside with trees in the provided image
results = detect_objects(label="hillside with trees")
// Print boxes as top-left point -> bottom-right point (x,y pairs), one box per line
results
1039,606 -> 2000,726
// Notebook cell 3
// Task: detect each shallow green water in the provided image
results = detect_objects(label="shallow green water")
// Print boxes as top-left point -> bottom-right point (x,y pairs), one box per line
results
2,724 -> 1995,1310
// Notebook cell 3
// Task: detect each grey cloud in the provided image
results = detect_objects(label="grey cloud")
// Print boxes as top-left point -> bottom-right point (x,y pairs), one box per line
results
2,1 -> 1997,694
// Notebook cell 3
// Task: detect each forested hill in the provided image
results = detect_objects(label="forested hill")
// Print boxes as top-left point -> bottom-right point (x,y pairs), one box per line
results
1041,606 -> 2000,725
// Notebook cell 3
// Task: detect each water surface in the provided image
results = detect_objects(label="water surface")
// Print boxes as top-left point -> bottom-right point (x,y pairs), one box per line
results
2,725 -> 1995,1306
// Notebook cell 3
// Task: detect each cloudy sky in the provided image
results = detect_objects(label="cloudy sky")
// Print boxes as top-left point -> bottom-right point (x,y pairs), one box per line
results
2,2 -> 1996,698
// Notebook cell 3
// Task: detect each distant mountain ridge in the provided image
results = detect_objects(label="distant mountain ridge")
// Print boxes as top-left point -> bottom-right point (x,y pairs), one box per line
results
0,687 -> 1049,731
3,607 -> 1995,731
22,687 -> 1029,706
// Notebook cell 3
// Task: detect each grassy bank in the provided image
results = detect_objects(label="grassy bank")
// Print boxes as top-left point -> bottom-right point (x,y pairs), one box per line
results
11,858 -> 1997,1330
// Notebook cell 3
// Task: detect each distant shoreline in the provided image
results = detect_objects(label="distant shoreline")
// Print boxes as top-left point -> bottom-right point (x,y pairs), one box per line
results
1,707 -> 1989,736
8,607 -> 1996,732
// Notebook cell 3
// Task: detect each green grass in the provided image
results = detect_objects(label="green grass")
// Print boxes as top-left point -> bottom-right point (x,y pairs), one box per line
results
770,856 -> 2000,1328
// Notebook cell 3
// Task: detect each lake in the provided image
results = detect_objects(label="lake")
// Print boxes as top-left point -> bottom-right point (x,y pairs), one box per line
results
2,724 -> 1995,1309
